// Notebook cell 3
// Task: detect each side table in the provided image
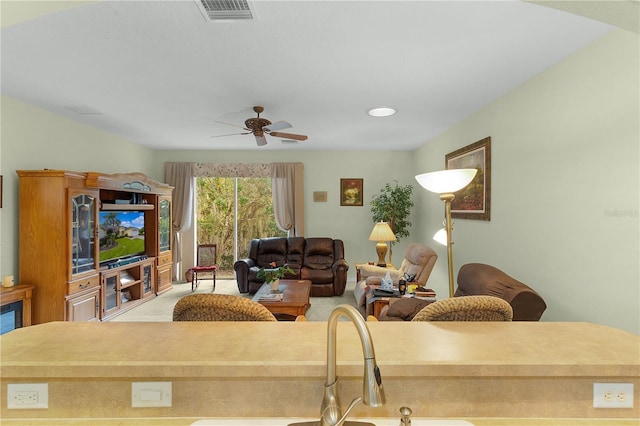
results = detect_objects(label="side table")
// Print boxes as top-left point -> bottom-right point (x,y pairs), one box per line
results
372,297 -> 396,319
364,288 -> 403,318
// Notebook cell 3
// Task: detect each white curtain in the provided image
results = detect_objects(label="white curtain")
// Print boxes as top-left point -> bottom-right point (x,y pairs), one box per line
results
269,162 -> 304,237
164,162 -> 196,279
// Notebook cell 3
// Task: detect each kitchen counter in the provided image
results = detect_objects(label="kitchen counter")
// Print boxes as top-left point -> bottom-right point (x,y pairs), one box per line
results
1,321 -> 638,423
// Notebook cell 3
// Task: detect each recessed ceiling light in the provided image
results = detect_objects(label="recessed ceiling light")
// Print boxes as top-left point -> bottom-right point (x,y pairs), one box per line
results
367,107 -> 397,117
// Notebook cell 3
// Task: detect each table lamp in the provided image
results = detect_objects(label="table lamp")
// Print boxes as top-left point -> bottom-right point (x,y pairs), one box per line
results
415,168 -> 477,298
368,221 -> 396,267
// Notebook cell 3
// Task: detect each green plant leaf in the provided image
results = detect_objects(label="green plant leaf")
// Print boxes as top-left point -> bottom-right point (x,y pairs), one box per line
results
370,180 -> 414,243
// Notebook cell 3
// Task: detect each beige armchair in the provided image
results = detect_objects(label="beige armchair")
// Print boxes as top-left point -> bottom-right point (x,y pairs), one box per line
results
360,242 -> 437,285
173,294 -> 277,321
412,295 -> 513,321
354,243 -> 437,312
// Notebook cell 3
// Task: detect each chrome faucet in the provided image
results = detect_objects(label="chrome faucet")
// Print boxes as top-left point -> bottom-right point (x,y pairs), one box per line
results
320,304 -> 386,426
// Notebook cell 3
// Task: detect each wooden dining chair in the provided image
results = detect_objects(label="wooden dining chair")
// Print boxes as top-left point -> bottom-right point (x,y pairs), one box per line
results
188,244 -> 217,292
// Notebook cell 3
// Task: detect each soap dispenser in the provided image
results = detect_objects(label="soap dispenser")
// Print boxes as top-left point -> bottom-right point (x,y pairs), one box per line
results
399,406 -> 412,426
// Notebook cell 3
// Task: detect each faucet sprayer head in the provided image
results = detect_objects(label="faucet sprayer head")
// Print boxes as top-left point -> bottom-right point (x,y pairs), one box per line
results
363,358 -> 385,407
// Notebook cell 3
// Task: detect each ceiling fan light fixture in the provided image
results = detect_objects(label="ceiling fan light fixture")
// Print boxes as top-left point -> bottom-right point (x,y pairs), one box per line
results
367,106 -> 396,117
212,106 -> 308,146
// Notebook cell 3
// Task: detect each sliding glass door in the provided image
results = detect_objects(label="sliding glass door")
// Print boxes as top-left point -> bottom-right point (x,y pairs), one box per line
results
196,177 -> 286,277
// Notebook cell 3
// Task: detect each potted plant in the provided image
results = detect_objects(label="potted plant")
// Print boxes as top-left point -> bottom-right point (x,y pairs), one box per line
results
370,181 -> 414,265
257,262 -> 295,292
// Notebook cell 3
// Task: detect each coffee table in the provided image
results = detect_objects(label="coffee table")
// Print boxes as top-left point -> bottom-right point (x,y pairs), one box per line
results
252,279 -> 311,319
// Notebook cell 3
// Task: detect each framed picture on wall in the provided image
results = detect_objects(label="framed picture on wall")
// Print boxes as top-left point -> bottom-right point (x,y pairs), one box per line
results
313,191 -> 328,202
445,136 -> 491,221
340,178 -> 363,206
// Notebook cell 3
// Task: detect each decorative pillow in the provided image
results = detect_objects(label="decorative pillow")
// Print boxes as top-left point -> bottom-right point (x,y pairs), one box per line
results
387,298 -> 432,321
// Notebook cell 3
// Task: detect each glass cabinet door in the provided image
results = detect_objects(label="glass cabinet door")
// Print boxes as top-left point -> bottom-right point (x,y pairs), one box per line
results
142,263 -> 153,294
104,274 -> 118,313
159,197 -> 171,253
71,192 -> 97,276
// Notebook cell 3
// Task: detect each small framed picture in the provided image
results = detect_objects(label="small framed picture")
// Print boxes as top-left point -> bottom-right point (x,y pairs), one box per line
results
340,178 -> 363,206
313,191 -> 327,202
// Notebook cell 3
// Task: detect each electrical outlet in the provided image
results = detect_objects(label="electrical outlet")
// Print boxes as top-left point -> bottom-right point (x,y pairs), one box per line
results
594,383 -> 634,408
7,383 -> 48,409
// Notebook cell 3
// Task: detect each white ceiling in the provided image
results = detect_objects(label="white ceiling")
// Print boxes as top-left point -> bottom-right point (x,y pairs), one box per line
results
1,0 -> 627,151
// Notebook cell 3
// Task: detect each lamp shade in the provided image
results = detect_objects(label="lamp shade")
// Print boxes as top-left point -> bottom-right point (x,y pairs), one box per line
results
432,228 -> 448,246
415,169 -> 478,194
368,222 -> 397,242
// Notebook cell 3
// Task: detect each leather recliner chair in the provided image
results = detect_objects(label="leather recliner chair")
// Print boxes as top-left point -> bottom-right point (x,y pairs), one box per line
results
455,263 -> 547,321
354,243 -> 438,313
378,262 -> 546,321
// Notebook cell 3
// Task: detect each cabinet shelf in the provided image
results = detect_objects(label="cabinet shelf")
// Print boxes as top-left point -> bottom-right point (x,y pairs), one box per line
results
101,258 -> 155,320
101,204 -> 154,211
120,280 -> 141,290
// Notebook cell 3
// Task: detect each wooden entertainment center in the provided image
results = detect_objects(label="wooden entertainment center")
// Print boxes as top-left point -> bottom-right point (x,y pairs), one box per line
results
17,170 -> 173,324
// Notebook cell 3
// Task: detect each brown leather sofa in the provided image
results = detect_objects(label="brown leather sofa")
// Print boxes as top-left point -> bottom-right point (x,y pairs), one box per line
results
455,263 -> 546,321
233,237 -> 349,296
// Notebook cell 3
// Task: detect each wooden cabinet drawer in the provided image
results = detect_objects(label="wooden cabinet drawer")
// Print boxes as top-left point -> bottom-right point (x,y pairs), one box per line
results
67,275 -> 100,295
157,253 -> 172,267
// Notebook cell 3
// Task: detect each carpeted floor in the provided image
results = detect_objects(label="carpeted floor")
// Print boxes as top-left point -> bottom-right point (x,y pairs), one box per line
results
109,279 -> 359,322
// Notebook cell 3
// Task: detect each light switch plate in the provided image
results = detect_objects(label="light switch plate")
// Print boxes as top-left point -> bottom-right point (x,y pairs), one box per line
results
132,382 -> 172,407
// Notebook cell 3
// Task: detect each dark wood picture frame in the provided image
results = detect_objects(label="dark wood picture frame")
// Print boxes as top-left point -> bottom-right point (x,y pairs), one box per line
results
445,136 -> 491,221
0,175 -> 3,208
340,178 -> 363,206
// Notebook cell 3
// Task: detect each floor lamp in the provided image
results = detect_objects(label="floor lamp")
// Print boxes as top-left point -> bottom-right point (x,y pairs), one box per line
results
415,169 -> 477,298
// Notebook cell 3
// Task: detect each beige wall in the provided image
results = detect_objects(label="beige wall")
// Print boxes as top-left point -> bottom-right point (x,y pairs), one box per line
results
1,29 -> 638,334
412,29 -> 639,334
0,95 -> 159,289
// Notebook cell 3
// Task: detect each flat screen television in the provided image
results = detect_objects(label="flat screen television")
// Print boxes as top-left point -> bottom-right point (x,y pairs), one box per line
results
98,210 -> 146,264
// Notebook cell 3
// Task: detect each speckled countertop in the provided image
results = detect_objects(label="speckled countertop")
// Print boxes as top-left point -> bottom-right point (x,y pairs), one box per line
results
1,321 -> 638,424
1,321 -> 638,379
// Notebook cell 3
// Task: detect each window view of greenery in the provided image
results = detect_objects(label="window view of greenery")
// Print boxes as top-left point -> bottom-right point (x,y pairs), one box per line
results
196,177 -> 286,277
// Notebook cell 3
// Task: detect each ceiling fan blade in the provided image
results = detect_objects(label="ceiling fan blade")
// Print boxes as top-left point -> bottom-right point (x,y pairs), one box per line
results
215,120 -> 249,130
263,121 -> 291,132
269,131 -> 308,141
255,134 -> 268,146
210,132 -> 251,138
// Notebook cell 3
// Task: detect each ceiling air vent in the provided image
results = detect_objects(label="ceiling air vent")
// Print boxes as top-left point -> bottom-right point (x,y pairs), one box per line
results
195,0 -> 255,21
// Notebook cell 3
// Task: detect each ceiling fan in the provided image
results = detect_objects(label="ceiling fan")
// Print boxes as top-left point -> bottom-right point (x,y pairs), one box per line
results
212,106 -> 308,146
